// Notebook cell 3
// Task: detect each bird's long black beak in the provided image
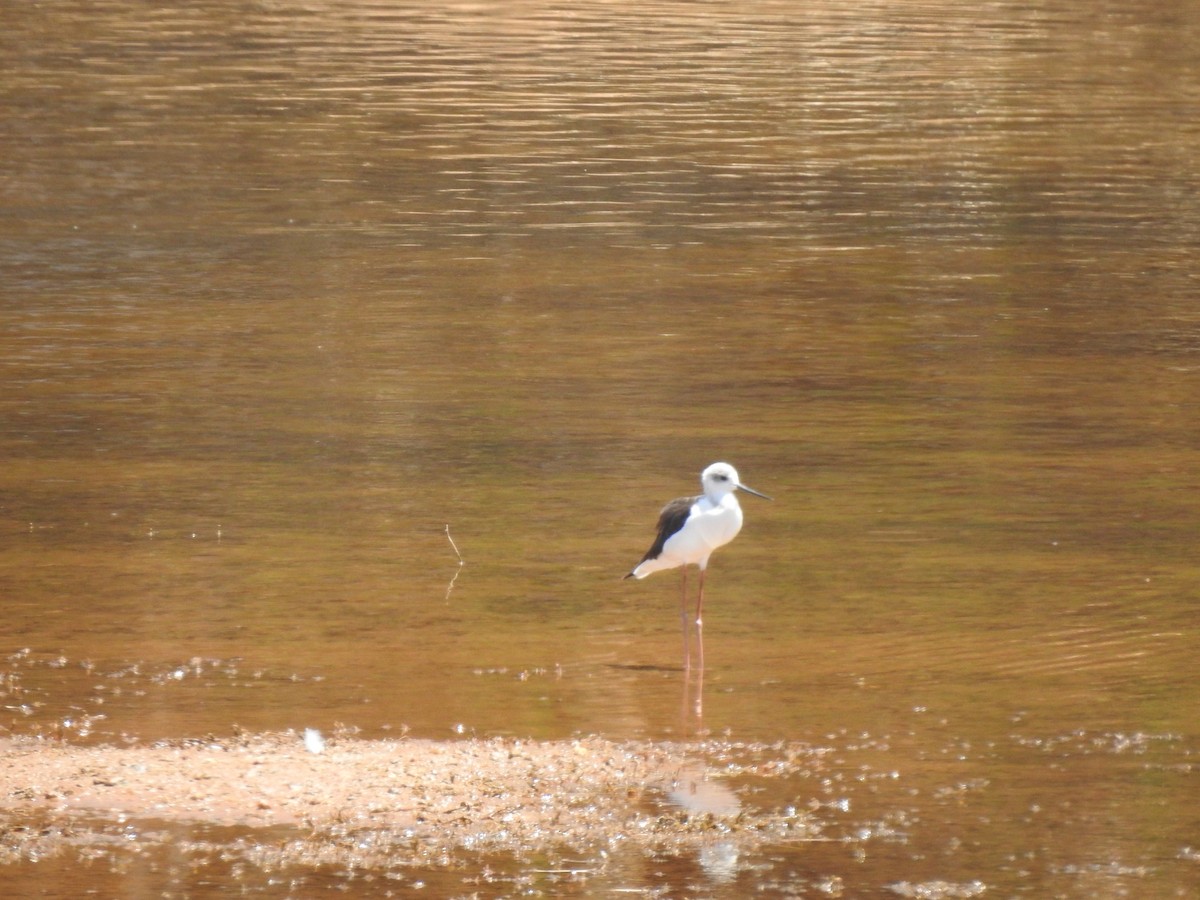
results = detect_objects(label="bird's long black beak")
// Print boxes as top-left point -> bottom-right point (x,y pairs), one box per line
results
736,483 -> 772,501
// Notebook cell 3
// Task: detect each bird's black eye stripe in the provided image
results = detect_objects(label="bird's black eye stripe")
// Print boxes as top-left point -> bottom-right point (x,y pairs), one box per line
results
713,473 -> 728,481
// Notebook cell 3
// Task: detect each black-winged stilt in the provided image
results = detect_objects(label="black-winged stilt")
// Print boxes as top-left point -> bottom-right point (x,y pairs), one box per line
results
624,462 -> 771,670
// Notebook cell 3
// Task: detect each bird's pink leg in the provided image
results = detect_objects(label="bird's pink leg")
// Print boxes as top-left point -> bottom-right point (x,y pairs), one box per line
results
695,568 -> 706,672
680,567 -> 690,670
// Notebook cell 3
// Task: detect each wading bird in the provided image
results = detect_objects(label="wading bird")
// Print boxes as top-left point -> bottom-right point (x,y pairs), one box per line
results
624,462 -> 771,670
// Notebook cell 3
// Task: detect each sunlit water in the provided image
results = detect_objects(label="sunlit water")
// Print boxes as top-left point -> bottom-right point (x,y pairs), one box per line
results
2,0 -> 1198,895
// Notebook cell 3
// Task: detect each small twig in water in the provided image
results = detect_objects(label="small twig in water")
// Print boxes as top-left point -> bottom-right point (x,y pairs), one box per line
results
445,524 -> 464,565
444,524 -> 465,600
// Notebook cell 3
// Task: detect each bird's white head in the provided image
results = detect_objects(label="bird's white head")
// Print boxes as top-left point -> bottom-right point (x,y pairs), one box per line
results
700,462 -> 772,501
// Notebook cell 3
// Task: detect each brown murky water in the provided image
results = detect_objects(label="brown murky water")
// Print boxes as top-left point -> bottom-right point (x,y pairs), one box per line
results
2,0 -> 1199,895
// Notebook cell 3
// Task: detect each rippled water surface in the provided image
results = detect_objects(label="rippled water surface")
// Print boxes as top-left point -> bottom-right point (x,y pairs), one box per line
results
2,0 -> 1199,896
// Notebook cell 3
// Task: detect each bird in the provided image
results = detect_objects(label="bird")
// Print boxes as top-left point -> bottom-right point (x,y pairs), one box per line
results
624,462 -> 771,670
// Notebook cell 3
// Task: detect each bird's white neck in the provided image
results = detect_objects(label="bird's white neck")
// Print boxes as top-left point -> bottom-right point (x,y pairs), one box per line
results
702,489 -> 739,509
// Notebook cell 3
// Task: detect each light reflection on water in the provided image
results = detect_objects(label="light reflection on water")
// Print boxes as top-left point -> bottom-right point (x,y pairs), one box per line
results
2,0 -> 1199,895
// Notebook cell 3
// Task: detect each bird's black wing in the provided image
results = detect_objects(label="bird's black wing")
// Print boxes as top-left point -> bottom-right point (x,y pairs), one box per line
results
638,494 -> 698,564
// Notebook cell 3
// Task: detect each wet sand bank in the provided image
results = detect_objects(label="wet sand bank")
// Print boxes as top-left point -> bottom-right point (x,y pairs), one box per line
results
0,731 -> 821,872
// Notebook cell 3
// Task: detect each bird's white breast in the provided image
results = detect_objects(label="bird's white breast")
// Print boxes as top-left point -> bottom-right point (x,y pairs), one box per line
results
693,494 -> 744,548
661,494 -> 743,567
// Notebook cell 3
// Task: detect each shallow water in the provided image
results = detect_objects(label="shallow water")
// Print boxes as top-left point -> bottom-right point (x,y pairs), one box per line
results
3,0 -> 1199,895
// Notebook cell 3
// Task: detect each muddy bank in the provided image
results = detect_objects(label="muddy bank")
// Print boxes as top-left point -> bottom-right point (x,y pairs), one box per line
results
0,731 -> 822,872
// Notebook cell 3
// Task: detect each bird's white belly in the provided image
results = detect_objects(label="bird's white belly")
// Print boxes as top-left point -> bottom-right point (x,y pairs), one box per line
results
662,502 -> 743,567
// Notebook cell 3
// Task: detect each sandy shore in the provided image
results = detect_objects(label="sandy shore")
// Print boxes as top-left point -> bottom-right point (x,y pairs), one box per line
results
0,731 -> 821,871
